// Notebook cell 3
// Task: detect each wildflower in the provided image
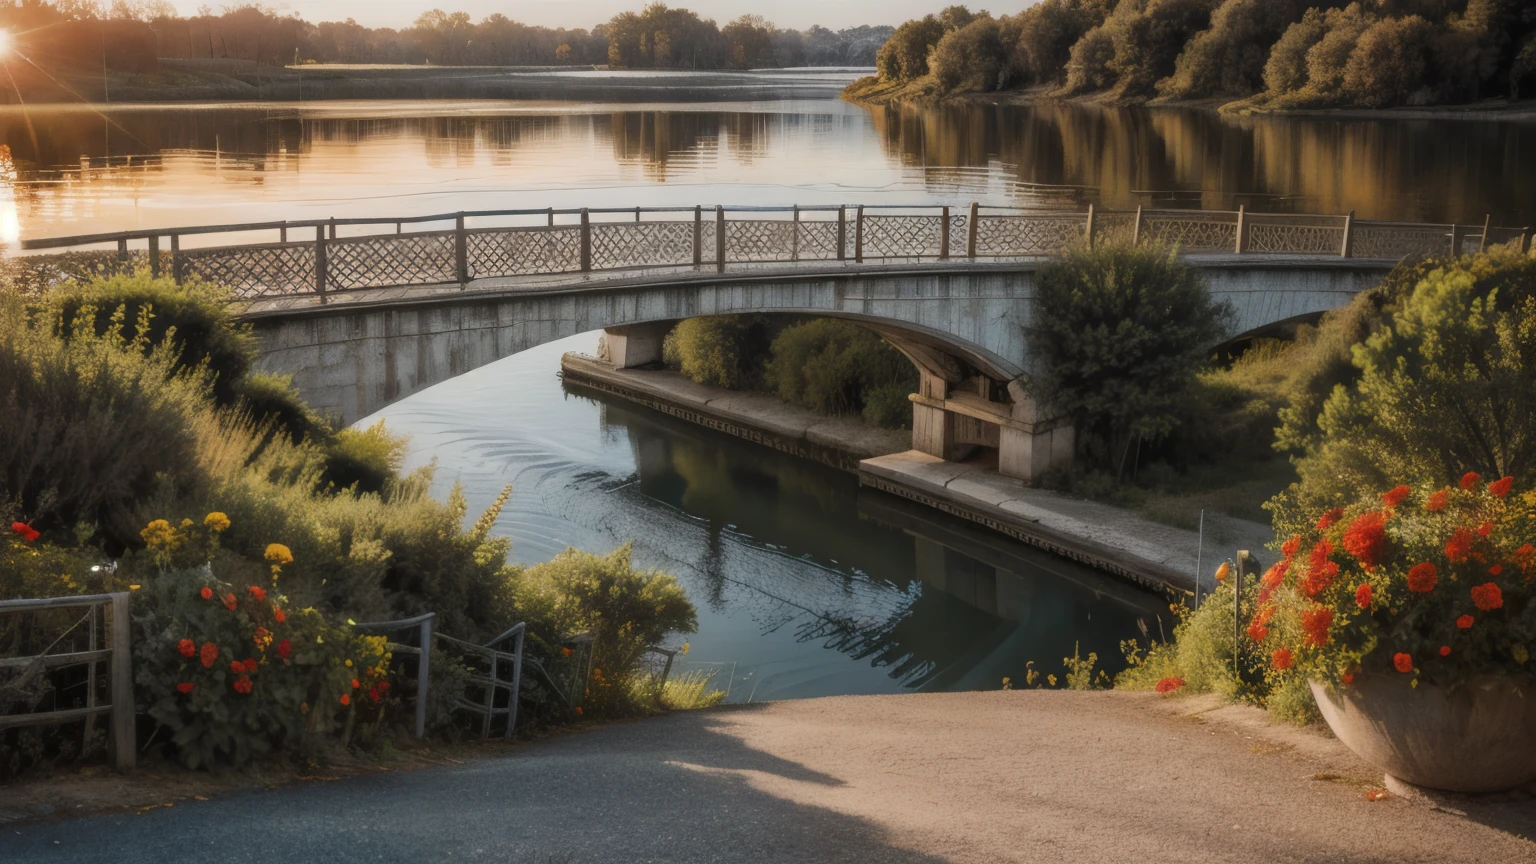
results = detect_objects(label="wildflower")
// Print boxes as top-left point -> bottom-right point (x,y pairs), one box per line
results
140,519 -> 175,548
10,522 -> 40,543
176,682 -> 195,695
1154,677 -> 1185,694
1281,535 -> 1302,559
1271,648 -> 1294,671
1341,511 -> 1389,568
1342,666 -> 1358,686
253,627 -> 273,651
561,647 -> 573,657
369,687 -> 381,703
1302,541 -> 1339,597
1470,582 -> 1504,612
1316,508 -> 1344,531
1406,562 -> 1438,593
1489,476 -> 1514,498
273,607 -> 286,624
1478,521 -> 1495,538
277,639 -> 291,659
1440,646 -> 1452,657
1355,583 -> 1373,609
128,584 -> 141,591
1460,471 -> 1482,491
1301,607 -> 1334,648
574,706 -> 583,716
249,585 -> 266,602
177,638 -> 197,659
1214,562 -> 1231,583
351,679 -> 360,689
1246,622 -> 1269,642
222,592 -> 237,611
1445,528 -> 1475,563
1490,564 -> 1503,576
200,587 -> 213,600
1457,614 -> 1475,629
1425,489 -> 1449,512
340,694 -> 351,706
264,544 -> 294,565
1382,485 -> 1412,508
203,512 -> 231,532
233,676 -> 253,695
344,659 -> 352,668
199,641 -> 219,669
1393,653 -> 1413,673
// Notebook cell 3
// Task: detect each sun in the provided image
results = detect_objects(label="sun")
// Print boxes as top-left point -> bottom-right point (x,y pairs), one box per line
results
0,30 -> 11,57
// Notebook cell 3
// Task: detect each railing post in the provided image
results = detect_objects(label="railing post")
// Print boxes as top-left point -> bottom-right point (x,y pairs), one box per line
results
148,235 -> 161,278
1450,223 -> 1465,257
455,212 -> 468,286
791,205 -> 800,262
1478,213 -> 1492,254
415,615 -> 432,741
505,628 -> 523,740
314,225 -> 329,302
579,209 -> 592,272
279,222 -> 287,244
1132,205 -> 1144,247
1523,227 -> 1533,256
634,206 -> 641,223
715,206 -> 726,273
1234,205 -> 1247,254
482,652 -> 498,740
939,206 -> 950,260
854,205 -> 864,263
116,237 -> 128,273
547,207 -> 554,227
836,206 -> 847,261
328,217 -> 336,240
108,592 -> 134,772
1340,210 -> 1355,258
1084,203 -> 1096,249
967,202 -> 979,259
170,234 -> 182,284
692,205 -> 702,267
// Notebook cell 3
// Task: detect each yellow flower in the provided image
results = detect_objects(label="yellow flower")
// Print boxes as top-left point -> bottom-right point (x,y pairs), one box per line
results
140,519 -> 177,550
264,543 -> 294,565
128,584 -> 142,591
203,512 -> 231,533
344,659 -> 353,667
1515,644 -> 1530,665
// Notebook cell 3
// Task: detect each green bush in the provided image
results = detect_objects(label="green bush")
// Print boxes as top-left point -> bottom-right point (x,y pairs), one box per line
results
875,14 -> 945,82
1262,6 -> 1330,93
1160,0 -> 1309,98
930,15 -> 1009,93
663,315 -> 773,390
238,372 -> 330,444
320,420 -> 408,496
1015,0 -> 1115,88
764,319 -> 916,428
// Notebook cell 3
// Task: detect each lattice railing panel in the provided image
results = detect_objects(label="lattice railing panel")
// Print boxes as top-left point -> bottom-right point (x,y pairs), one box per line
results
1092,213 -> 1136,247
1350,225 -> 1451,260
591,221 -> 696,269
861,215 -> 946,258
469,227 -> 581,277
1247,222 -> 1345,255
179,243 -> 316,298
974,215 -> 1085,256
794,220 -> 843,260
328,233 -> 456,290
725,219 -> 798,262
7,251 -> 144,296
699,220 -> 718,264
1142,216 -> 1238,253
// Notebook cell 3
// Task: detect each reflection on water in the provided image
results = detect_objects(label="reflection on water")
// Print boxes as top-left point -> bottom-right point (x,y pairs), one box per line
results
366,333 -> 1165,701
5,90 -> 1531,245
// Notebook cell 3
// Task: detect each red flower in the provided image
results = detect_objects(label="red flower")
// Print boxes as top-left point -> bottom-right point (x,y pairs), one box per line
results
1470,582 -> 1504,612
1316,508 -> 1344,531
244,657 -> 258,673
1439,646 -> 1452,657
1154,677 -> 1186,694
1393,652 -> 1413,673
200,587 -> 213,600
1457,614 -> 1475,629
1281,535 -> 1302,559
1488,476 -> 1514,498
1271,648 -> 1294,671
1424,489 -> 1449,512
369,686 -> 381,703
1301,607 -> 1334,648
1261,560 -> 1288,589
10,522 -> 40,543
1246,622 -> 1270,642
1406,562 -> 1438,593
1490,564 -> 1503,576
340,694 -> 351,706
351,678 -> 360,689
1342,666 -> 1358,686
1460,471 -> 1482,491
1478,521 -> 1495,538
230,660 -> 244,675
273,607 -> 286,624
277,639 -> 291,659
233,675 -> 253,694
1444,528 -> 1475,563
1342,511 -> 1389,568
1518,544 -> 1536,576
1355,583 -> 1373,609
1382,485 -> 1412,508
248,586 -> 266,602
222,592 -> 237,611
199,641 -> 219,668
176,682 -> 195,695
1302,540 -> 1339,597
177,638 -> 197,658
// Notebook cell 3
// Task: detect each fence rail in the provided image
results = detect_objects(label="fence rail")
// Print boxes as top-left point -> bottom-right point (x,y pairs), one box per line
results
0,592 -> 134,771
11,204 -> 1533,302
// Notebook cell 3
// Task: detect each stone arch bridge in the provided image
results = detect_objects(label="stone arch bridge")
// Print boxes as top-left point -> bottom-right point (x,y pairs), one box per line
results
20,203 -> 1526,481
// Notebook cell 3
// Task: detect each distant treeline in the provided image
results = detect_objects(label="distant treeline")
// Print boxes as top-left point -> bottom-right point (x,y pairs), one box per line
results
863,1 -> 1536,109
0,2 -> 893,72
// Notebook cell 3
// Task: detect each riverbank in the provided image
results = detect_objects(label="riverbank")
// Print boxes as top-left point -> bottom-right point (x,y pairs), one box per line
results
4,690 -> 1530,862
560,354 -> 1270,595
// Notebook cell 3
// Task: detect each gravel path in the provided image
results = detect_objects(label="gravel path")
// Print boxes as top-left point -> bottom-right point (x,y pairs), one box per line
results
2,691 -> 1532,863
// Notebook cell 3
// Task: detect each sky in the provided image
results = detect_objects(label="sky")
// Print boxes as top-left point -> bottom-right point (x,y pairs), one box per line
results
164,1 -> 1034,31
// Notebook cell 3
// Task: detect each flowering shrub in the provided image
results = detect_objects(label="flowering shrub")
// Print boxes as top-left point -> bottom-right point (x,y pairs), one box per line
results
1255,475 -> 1535,688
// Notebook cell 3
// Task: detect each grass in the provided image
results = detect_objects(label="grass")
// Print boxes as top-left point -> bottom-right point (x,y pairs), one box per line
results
658,670 -> 728,711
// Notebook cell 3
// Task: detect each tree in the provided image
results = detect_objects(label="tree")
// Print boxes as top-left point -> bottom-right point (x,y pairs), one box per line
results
929,15 -> 1009,93
1025,244 -> 1233,478
1015,0 -> 1115,88
875,14 -> 944,82
1341,14 -> 1437,106
1160,0 -> 1310,98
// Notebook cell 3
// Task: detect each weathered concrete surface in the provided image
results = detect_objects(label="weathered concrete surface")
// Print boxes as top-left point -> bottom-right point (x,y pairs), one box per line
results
4,691 -> 1530,863
245,258 -> 1392,427
861,450 -> 1272,595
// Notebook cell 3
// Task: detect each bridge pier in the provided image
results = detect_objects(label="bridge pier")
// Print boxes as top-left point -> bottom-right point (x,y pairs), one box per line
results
910,371 -> 1073,485
599,323 -> 671,369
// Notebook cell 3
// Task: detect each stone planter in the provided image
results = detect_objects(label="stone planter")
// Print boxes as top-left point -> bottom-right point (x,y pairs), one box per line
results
1311,673 -> 1536,794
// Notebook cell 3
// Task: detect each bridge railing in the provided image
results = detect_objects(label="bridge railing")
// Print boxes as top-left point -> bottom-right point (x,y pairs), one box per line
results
10,204 -> 1532,302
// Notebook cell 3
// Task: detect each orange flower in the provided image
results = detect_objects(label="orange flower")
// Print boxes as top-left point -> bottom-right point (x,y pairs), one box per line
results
222,592 -> 237,611
1488,476 -> 1514,498
351,678 -> 360,689
248,585 -> 266,602
1392,652 -> 1413,673
1460,471 -> 1482,491
1439,646 -> 1452,657
177,638 -> 197,658
1444,528 -> 1475,563
1271,648 -> 1294,671
273,607 -> 286,624
1281,535 -> 1302,559
1470,582 -> 1504,612
1302,540 -> 1339,597
1214,562 -> 1231,583
1301,607 -> 1334,648
1154,677 -> 1185,694
1381,485 -> 1412,508
199,641 -> 219,668
200,587 -> 213,601
1354,583 -> 1372,609
340,694 -> 351,706
561,647 -> 573,657
233,675 -> 253,694
10,522 -> 40,543
1457,614 -> 1475,629
1424,489 -> 1449,512
176,682 -> 195,695
1406,562 -> 1438,593
574,706 -> 583,716
1342,511 -> 1389,568
1246,622 -> 1269,642
1316,508 -> 1344,531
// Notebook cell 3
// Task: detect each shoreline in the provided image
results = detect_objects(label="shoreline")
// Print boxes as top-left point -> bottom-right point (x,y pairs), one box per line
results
560,353 -> 1271,596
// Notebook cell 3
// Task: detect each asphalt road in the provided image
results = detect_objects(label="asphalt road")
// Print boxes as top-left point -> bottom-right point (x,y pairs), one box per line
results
2,691 -> 1533,863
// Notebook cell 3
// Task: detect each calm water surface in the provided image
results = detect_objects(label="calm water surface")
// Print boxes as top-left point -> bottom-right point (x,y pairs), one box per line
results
7,79 -> 1527,696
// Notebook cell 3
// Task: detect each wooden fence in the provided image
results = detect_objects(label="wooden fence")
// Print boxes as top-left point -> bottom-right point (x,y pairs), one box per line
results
12,204 -> 1533,303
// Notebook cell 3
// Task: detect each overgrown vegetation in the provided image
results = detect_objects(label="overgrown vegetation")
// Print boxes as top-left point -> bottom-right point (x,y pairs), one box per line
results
849,1 -> 1536,111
